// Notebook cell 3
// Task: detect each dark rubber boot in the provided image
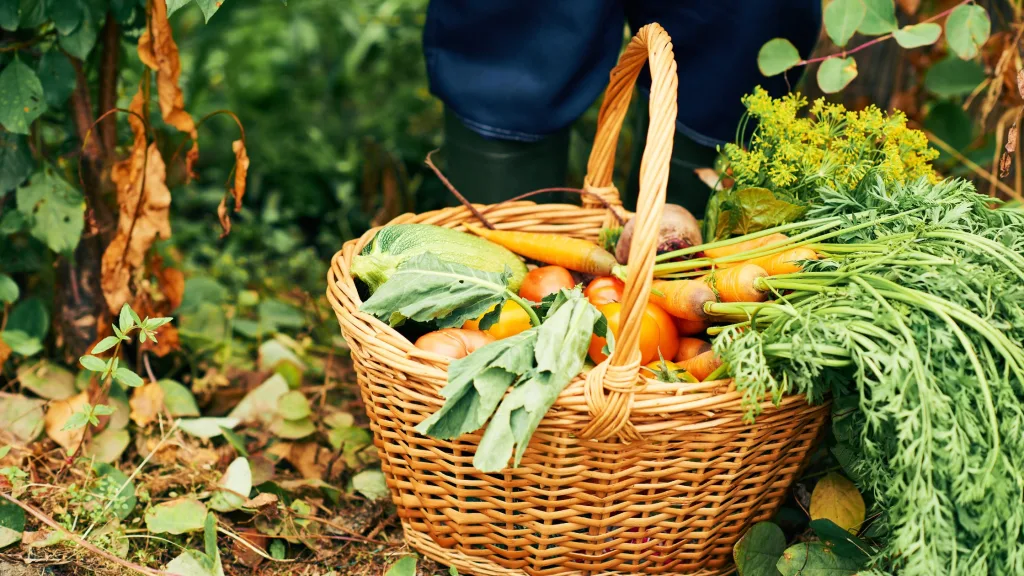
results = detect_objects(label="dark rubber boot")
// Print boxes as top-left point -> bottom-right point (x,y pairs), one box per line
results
441,107 -> 571,206
625,97 -> 719,218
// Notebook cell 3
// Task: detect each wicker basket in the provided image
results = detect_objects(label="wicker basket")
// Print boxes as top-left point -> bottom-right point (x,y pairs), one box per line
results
327,24 -> 828,576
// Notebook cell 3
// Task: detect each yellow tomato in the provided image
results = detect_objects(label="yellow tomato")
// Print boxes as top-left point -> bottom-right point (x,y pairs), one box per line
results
463,301 -> 533,340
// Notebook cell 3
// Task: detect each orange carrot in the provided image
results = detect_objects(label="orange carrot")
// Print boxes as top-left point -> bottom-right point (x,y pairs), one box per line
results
465,224 -> 617,276
742,247 -> 818,275
703,233 -> 788,260
702,264 -> 769,302
650,280 -> 717,321
675,337 -> 712,362
673,317 -> 710,336
679,350 -> 723,381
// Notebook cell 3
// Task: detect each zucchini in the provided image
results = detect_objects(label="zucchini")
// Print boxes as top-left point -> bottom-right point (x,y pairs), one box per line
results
351,224 -> 528,293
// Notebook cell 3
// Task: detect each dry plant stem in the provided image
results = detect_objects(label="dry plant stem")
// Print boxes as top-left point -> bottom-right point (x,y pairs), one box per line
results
922,127 -> 1023,200
0,492 -> 179,576
799,0 -> 972,66
424,149 -> 495,229
481,187 -> 627,225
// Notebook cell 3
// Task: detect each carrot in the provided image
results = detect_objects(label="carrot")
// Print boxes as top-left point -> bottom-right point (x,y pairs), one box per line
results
703,233 -> 788,260
679,350 -> 723,381
673,317 -> 710,336
742,247 -> 818,275
465,224 -> 617,276
702,264 -> 769,302
650,280 -> 717,321
675,337 -> 711,362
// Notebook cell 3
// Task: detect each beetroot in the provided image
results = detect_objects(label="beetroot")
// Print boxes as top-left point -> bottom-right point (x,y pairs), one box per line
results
615,204 -> 702,264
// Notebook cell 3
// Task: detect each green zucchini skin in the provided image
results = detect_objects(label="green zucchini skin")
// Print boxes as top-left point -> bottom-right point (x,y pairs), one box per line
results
351,223 -> 528,293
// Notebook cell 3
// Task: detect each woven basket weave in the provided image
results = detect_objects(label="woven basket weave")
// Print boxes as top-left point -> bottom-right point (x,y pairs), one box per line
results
327,24 -> 828,576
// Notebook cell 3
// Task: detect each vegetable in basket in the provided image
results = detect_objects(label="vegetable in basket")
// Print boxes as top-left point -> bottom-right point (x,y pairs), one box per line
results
415,329 -> 495,360
352,223 -> 528,293
518,265 -> 576,302
614,203 -> 702,264
464,223 -> 617,276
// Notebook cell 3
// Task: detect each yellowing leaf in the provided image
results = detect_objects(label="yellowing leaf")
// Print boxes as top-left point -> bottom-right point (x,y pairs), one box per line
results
145,497 -> 207,534
809,472 -> 866,533
129,382 -> 165,427
44,391 -> 91,451
0,393 -> 44,443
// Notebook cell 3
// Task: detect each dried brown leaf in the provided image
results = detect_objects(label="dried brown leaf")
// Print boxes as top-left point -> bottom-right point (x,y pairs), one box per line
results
217,196 -> 231,238
1007,123 -> 1019,154
138,0 -> 196,139
231,139 -> 248,211
233,529 -> 267,569
45,391 -> 92,452
1017,69 -> 1024,100
0,336 -> 10,371
1001,151 -> 1014,177
129,382 -> 165,426
185,141 -> 199,184
289,442 -> 327,480
243,492 -> 279,510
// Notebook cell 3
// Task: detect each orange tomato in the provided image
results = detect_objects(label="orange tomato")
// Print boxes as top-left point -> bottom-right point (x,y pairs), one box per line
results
584,276 -> 625,307
519,266 -> 576,302
588,302 -> 660,365
415,329 -> 495,359
463,301 -> 533,340
644,302 -> 680,361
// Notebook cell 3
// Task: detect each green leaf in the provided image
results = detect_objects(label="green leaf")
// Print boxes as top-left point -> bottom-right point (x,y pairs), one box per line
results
144,317 -> 173,330
46,0 -> 82,35
720,188 -> 808,236
808,519 -> 872,563
194,0 -> 226,22
0,0 -> 18,30
86,427 -> 130,463
57,0 -> 96,60
361,253 -> 512,328
220,426 -> 249,457
757,38 -> 801,77
924,57 -> 986,98
734,522 -> 785,576
269,539 -> 285,560
80,355 -> 106,372
210,457 -> 252,512
816,57 -> 858,94
276,390 -> 311,420
158,379 -> 200,417
15,168 -> 85,254
166,550 -> 220,576
92,462 -> 136,519
271,416 -> 316,439
165,0 -> 192,18
7,296 -> 46,340
893,22 -> 942,48
0,132 -> 32,193
350,469 -> 389,500
0,274 -> 17,303
62,409 -> 91,431
16,0 -> 44,28
91,336 -> 120,354
118,303 -> 134,333
145,498 -> 208,534
204,512 -> 218,563
114,367 -> 144,388
0,57 -> 45,134
18,361 -> 76,400
228,374 -> 289,424
0,394 -> 44,442
0,499 -> 26,549
385,556 -> 417,576
857,0 -> 896,34
776,542 -> 865,575
258,299 -> 305,331
37,49 -> 76,108
945,4 -> 990,60
0,446 -> 8,460
824,0 -> 865,47
178,417 -> 240,439
924,101 -> 973,159
1,330 -> 41,356
92,404 -> 114,416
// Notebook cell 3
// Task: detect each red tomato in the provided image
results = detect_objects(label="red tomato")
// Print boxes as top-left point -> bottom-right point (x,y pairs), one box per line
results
644,302 -> 680,361
584,276 -> 625,306
589,302 -> 660,365
519,266 -> 576,302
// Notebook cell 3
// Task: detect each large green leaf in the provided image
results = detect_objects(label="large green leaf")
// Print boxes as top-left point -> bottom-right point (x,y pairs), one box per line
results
194,0 -> 227,22
0,499 -> 26,549
37,50 -> 76,107
817,57 -> 858,94
15,168 -> 85,254
16,0 -> 44,28
385,556 -> 417,576
924,101 -> 973,159
360,253 -> 513,328
46,0 -> 82,34
808,519 -> 872,563
892,22 -> 941,49
58,0 -> 97,60
945,4 -> 990,60
734,522 -> 785,576
823,0 -> 865,47
0,132 -> 32,194
145,498 -> 208,534
857,0 -> 896,34
757,38 -> 801,77
0,57 -> 46,134
6,296 -> 48,340
0,0 -> 18,31
165,0 -> 192,18
0,330 -> 41,356
776,542 -> 865,575
924,57 -> 986,98
0,273 -> 17,303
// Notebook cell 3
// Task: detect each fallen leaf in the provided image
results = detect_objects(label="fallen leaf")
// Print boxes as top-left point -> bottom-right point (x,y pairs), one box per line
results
0,393 -> 45,443
0,499 -> 26,549
129,382 -> 166,427
178,417 -> 240,439
385,556 -> 417,576
1017,69 -> 1024,100
228,374 -> 289,425
158,379 -> 200,417
271,416 -> 316,440
323,411 -> 354,429
258,340 -> 307,374
86,428 -> 131,463
22,529 -> 61,547
243,492 -> 278,510
809,472 -> 866,534
1007,123 -> 1018,154
210,457 -> 252,512
248,454 -> 276,486
18,361 -> 76,400
350,469 -> 389,501
276,391 -> 311,421
733,522 -> 786,576
45,391 -> 91,451
233,528 -> 267,569
92,462 -> 137,520
166,549 -> 220,576
288,442 -> 327,480
145,497 -> 207,535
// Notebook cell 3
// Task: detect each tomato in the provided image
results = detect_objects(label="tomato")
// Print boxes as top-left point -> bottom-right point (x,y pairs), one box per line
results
588,302 -> 660,365
415,329 -> 495,359
519,266 -> 576,302
584,276 -> 625,307
463,301 -> 533,340
643,360 -> 699,383
644,302 -> 680,361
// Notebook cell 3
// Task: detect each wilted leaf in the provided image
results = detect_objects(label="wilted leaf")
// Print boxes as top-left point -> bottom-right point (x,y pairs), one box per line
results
350,469 -> 389,501
945,4 -> 991,60
158,379 -> 200,417
893,22 -> 941,48
817,57 -> 858,94
18,361 -> 76,400
757,38 -> 801,77
0,393 -> 45,443
1007,124 -> 1018,154
218,139 -> 249,237
217,196 -> 231,238
0,337 -> 10,371
228,374 -> 289,425
0,57 -> 46,135
0,499 -> 26,549
178,417 -> 240,439
734,522 -> 785,576
129,382 -> 165,427
210,457 -> 253,512
145,497 -> 207,534
45,391 -> 91,451
324,411 -> 355,429
137,0 -> 196,139
1017,69 -> 1024,100
86,428 -> 131,464
385,556 -> 417,576
286,442 -> 328,480
15,168 -> 85,254
823,0 -> 865,47
243,492 -> 278,510
1000,150 -> 1013,177
776,541 -> 865,575
810,473 -> 866,533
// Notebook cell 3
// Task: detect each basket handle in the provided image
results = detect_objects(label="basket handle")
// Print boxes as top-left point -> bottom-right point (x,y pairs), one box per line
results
578,23 -> 677,442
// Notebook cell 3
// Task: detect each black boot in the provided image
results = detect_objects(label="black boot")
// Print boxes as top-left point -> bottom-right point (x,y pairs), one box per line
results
440,107 -> 571,206
625,96 -> 719,218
